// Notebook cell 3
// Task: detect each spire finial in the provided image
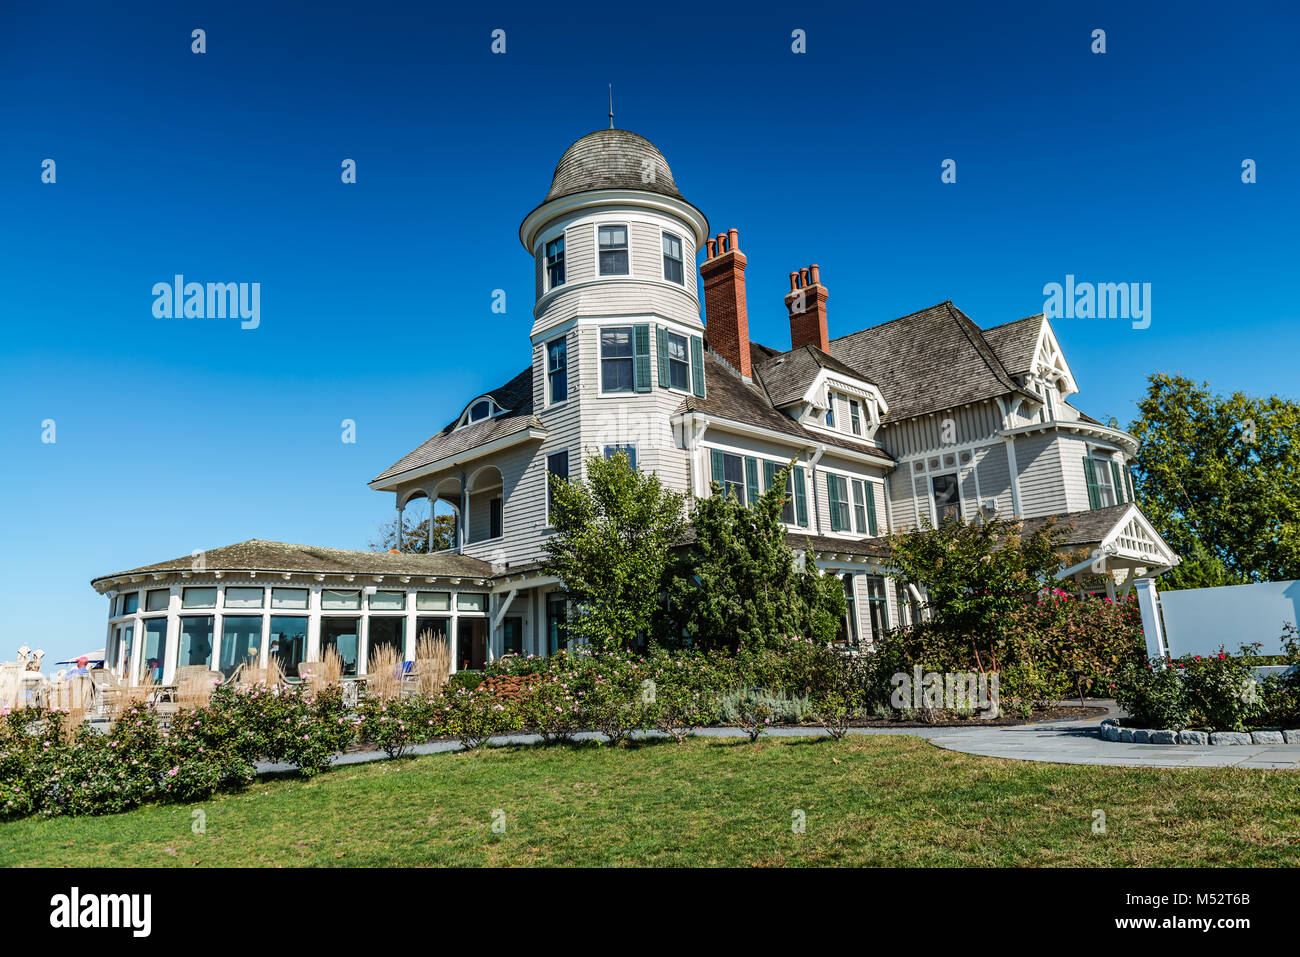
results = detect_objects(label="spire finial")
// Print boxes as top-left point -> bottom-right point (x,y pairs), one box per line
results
608,84 -> 614,129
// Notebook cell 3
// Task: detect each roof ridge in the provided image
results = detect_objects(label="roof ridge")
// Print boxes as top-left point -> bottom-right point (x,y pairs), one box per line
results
827,299 -> 953,344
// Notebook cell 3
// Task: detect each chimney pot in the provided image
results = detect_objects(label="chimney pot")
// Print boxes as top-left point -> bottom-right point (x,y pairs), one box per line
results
786,263 -> 830,352
809,264 -> 820,285
705,237 -> 717,258
789,271 -> 799,291
799,267 -> 810,287
727,227 -> 739,249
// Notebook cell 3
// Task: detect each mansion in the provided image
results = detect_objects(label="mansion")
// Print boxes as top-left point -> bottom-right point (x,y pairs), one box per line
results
91,128 -> 1179,682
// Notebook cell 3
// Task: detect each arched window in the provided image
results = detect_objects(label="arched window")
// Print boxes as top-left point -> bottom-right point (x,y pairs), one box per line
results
470,400 -> 492,422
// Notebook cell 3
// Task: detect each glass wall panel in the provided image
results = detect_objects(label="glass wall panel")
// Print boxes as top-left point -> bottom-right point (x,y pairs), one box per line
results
416,591 -> 451,612
179,615 -> 214,668
269,616 -> 308,677
182,587 -> 217,609
321,617 -> 360,676
367,617 -> 406,668
322,589 -> 362,610
271,588 -> 309,610
219,615 -> 263,678
369,590 -> 407,611
145,589 -> 170,612
457,592 -> 486,613
120,592 -> 139,615
142,618 -> 167,683
224,587 -> 264,608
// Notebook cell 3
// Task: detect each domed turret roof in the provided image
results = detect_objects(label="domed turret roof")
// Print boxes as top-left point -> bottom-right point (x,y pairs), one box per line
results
544,129 -> 685,202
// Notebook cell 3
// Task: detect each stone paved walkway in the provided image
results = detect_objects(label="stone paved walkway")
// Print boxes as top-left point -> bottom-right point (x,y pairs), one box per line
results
256,700 -> 1300,774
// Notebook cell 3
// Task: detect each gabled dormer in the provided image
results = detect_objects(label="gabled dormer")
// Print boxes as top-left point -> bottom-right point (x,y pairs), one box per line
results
984,314 -> 1077,424
755,344 -> 888,444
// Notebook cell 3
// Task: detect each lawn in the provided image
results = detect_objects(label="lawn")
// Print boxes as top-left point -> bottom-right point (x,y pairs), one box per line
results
3,734 -> 1299,867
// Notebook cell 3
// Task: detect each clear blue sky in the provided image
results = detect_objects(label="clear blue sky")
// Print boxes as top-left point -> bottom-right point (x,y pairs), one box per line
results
2,0 -> 1297,664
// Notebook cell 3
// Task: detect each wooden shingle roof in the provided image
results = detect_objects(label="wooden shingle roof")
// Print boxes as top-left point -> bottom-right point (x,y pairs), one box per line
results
371,367 -> 540,485
91,540 -> 495,588
983,314 -> 1045,376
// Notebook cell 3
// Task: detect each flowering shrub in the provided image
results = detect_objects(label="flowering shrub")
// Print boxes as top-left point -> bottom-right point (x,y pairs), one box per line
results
1112,645 -> 1270,731
358,695 -> 443,759
442,687 -> 522,750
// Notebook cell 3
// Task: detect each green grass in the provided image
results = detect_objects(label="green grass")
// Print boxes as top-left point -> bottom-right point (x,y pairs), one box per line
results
3,735 -> 1299,867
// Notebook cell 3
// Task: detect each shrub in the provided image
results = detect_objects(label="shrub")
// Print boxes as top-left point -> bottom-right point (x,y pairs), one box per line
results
446,670 -> 485,694
717,687 -> 812,725
515,675 -> 582,745
442,687 -> 521,750
726,688 -> 774,742
1112,645 -> 1270,731
358,695 -> 442,759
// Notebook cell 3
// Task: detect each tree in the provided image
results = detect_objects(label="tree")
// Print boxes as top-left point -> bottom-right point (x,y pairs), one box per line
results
1128,374 -> 1300,583
885,515 -> 1068,644
541,450 -> 686,651
369,501 -> 457,554
666,463 -> 846,651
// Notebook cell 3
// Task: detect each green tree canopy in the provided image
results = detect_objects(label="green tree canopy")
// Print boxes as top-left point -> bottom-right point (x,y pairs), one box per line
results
369,506 -> 457,554
666,463 -> 846,651
541,450 -> 686,651
1128,373 -> 1300,583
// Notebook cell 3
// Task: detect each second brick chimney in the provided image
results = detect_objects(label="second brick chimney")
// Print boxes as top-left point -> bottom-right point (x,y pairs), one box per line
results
700,228 -> 751,379
785,264 -> 830,352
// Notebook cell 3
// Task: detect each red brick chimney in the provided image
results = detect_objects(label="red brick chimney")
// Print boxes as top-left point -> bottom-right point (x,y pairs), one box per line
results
700,228 -> 751,378
785,264 -> 829,352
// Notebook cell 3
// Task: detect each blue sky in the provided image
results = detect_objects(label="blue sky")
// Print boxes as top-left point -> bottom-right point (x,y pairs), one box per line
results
2,0 -> 1297,663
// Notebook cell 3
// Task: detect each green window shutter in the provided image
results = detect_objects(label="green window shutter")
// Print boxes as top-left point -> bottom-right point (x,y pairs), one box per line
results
763,460 -> 777,491
690,335 -> 706,398
633,323 -> 651,393
1110,461 -> 1124,503
744,457 -> 759,507
827,475 -> 843,532
793,467 -> 809,526
656,326 -> 670,388
710,449 -> 725,493
866,481 -> 879,536
1083,457 -> 1100,509
1125,466 -> 1136,502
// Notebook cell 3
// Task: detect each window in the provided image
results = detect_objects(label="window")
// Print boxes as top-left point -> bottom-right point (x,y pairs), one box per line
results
120,592 -> 139,615
849,399 -> 863,435
662,232 -> 684,284
598,224 -> 628,275
546,594 -> 568,654
547,338 -> 568,403
827,474 -> 851,532
547,450 -> 569,522
866,576 -> 889,642
763,461 -> 796,524
320,617 -> 359,676
489,497 -> 502,539
469,400 -> 492,423
417,591 -> 451,611
899,581 -> 921,628
144,588 -> 169,612
220,616 -> 262,678
840,574 -> 858,648
545,235 -> 565,289
224,586 -> 264,609
321,588 -> 362,611
271,587 -> 309,610
142,618 -> 167,682
665,331 -> 689,390
179,616 -> 213,668
710,450 -> 746,503
457,593 -> 487,613
852,480 -> 868,533
367,617 -> 405,668
825,398 -> 835,428
601,327 -> 634,392
269,617 -> 307,677
503,617 -> 523,655
603,445 -> 637,470
369,590 -> 406,611
931,474 -> 961,525
1083,456 -> 1117,508
181,587 -> 216,609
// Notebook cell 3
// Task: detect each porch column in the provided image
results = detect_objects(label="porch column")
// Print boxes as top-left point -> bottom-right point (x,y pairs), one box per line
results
395,502 -> 404,553
1134,578 -> 1168,661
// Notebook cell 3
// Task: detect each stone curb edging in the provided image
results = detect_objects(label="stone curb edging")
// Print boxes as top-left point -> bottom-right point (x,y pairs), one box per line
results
1098,718 -> 1300,746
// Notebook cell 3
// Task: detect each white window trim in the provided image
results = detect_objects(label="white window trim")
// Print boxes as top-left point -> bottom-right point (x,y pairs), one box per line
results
544,333 -> 569,407
660,227 -> 686,286
596,222 -> 632,279
542,230 -> 567,294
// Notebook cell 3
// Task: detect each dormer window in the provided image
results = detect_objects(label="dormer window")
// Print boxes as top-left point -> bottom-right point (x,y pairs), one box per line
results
457,396 -> 504,429
545,236 -> 565,289
598,225 -> 629,276
849,399 -> 862,435
825,400 -> 835,428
